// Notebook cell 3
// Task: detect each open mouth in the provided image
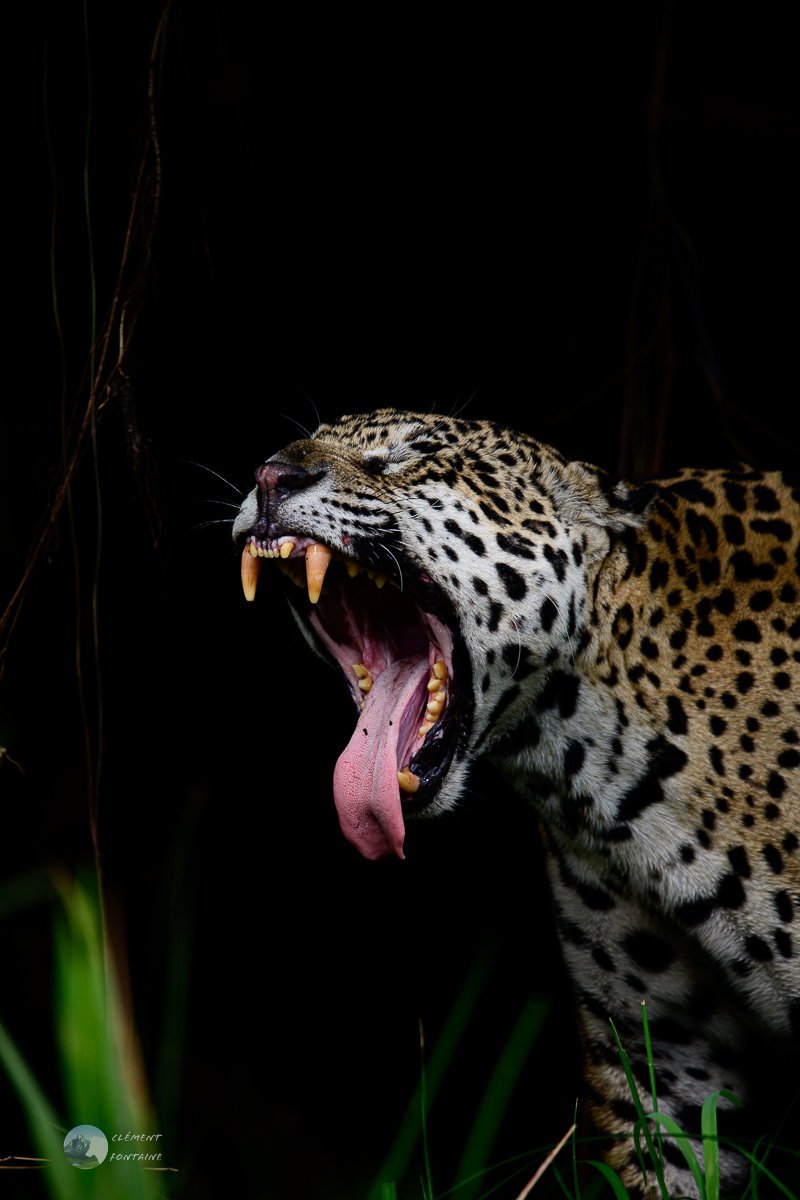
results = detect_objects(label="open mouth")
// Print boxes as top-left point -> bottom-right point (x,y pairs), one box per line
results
240,535 -> 468,860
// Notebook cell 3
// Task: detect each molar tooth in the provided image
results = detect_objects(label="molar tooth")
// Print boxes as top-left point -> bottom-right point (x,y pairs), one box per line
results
352,663 -> 369,678
397,768 -> 420,794
433,660 -> 447,680
418,721 -> 432,737
358,676 -> 373,693
280,541 -> 294,560
241,547 -> 262,602
426,676 -> 442,692
366,570 -> 376,580
374,573 -> 388,589
426,697 -> 444,716
306,542 -> 333,604
345,560 -> 360,578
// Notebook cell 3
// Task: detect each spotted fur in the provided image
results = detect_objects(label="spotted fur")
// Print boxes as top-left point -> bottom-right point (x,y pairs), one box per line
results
234,410 -> 800,1195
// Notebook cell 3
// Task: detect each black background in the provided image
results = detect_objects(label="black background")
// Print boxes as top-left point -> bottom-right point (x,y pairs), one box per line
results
2,2 -> 798,1197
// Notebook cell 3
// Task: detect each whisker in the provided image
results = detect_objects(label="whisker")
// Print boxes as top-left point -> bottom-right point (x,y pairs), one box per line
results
376,542 -> 404,591
180,459 -> 243,495
192,518 -> 235,532
302,391 -> 322,433
280,413 -> 313,439
508,616 -> 523,678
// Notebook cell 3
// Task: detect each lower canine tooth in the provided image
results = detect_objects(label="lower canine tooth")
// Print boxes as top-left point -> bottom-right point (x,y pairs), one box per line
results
241,547 -> 262,601
306,542 -> 333,604
397,768 -> 420,794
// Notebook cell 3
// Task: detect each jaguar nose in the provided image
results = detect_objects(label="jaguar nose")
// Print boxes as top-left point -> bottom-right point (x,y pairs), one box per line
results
255,461 -> 313,495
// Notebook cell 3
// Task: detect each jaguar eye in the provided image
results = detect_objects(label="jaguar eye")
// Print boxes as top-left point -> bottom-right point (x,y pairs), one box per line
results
362,456 -> 387,476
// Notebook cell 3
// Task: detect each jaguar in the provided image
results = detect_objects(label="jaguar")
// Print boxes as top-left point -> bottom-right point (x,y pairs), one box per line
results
232,409 -> 800,1196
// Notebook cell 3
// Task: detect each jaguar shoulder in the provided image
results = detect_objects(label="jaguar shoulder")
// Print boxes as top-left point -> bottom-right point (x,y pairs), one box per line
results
232,410 -> 800,1196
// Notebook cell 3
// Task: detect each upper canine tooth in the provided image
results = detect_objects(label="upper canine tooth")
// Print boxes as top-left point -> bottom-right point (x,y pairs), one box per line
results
306,542 -> 333,603
241,547 -> 262,601
280,541 -> 294,560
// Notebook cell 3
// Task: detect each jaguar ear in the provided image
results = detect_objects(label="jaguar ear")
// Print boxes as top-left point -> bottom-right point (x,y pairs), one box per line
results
550,460 -> 657,533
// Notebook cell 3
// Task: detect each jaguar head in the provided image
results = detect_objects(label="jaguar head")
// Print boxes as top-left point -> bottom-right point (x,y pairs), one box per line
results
232,410 -> 645,860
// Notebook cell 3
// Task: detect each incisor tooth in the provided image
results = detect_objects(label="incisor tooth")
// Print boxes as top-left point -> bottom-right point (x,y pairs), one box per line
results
280,541 -> 294,560
249,541 -> 258,559
397,768 -> 420,794
241,547 -> 262,601
306,542 -> 333,603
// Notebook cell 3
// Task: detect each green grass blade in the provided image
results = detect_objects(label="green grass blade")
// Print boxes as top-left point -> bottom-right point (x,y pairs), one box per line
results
54,876 -> 162,1199
1,877 -> 163,1199
420,1020 -> 434,1200
584,1160 -> 630,1200
572,1101 -> 581,1200
701,1088 -> 742,1200
454,994 -> 551,1200
609,1019 -> 669,1200
551,1160 -> 577,1200
368,940 -> 500,1199
726,1142 -> 799,1200
646,1112 -> 706,1199
381,1185 -> 398,1200
640,1001 -> 663,1176
0,1014 -> 81,1200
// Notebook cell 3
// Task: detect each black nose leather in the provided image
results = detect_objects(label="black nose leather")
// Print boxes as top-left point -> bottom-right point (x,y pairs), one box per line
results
255,461 -> 312,495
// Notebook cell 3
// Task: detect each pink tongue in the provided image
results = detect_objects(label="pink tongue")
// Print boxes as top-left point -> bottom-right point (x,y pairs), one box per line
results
333,655 -> 429,860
